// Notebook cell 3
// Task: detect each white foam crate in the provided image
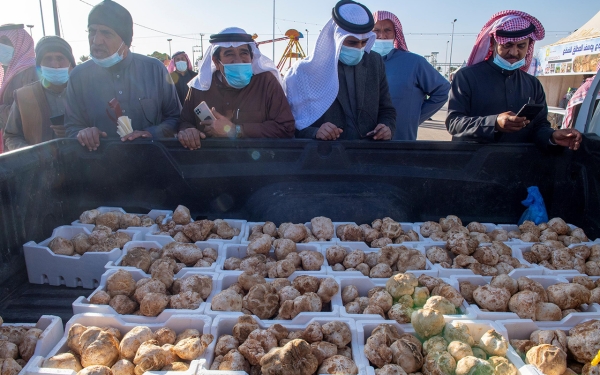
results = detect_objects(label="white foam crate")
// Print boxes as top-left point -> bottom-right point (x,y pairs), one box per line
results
512,243 -> 597,276
204,272 -> 340,324
421,242 -> 542,278
146,219 -> 246,246
495,317 -> 600,375
335,222 -> 422,248
322,243 -> 438,278
333,276 -> 474,321
240,221 -> 348,245
2,315 -> 64,375
23,226 -> 142,289
214,243 -> 327,275
105,241 -> 222,275
72,269 -> 218,323
71,207 -> 172,234
356,319 -> 521,375
497,223 -> 582,244
448,274 -> 600,324
201,316 -> 360,373
23,313 -> 211,375
413,222 -> 498,242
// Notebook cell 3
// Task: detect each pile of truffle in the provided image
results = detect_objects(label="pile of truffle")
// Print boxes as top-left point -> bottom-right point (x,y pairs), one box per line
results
88,270 -> 212,316
365,321 -> 517,375
522,242 -> 600,275
342,274 -> 464,322
510,320 -> 600,375
419,216 -> 508,242
152,205 -> 240,242
210,273 -> 338,320
247,216 -> 335,243
336,218 -> 420,248
42,323 -> 213,375
79,209 -> 157,230
48,226 -> 132,256
460,275 -> 598,321
426,241 -> 529,276
223,239 -> 325,277
120,242 -> 218,272
504,218 -> 589,244
325,245 -> 427,277
0,316 -> 43,375
210,315 -> 358,374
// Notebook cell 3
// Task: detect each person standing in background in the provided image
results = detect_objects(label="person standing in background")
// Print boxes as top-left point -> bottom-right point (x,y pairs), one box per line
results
168,51 -> 197,106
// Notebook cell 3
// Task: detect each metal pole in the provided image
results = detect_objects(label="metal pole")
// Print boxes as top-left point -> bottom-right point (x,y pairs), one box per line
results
305,29 -> 309,54
38,0 -> 46,36
449,19 -> 457,75
272,0 -> 276,61
445,40 -> 449,76
26,25 -> 34,37
200,34 -> 204,60
167,39 -> 172,57
52,0 -> 60,36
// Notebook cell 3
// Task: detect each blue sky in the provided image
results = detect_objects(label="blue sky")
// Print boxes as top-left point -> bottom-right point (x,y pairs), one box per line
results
3,0 -> 599,70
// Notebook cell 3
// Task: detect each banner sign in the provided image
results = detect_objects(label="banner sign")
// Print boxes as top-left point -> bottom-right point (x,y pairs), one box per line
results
534,37 -> 600,76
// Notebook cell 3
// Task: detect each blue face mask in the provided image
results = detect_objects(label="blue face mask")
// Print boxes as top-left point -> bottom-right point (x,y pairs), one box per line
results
371,39 -> 394,56
339,45 -> 365,66
41,66 -> 70,85
175,61 -> 188,72
0,43 -> 14,65
493,53 -> 525,71
222,63 -> 253,89
91,42 -> 124,68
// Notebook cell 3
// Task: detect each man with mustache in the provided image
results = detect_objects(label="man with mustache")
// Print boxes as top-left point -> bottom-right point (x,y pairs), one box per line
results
446,10 -> 582,150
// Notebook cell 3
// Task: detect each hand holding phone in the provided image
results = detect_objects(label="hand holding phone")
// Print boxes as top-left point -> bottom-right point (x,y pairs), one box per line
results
516,103 -> 544,121
194,101 -> 216,122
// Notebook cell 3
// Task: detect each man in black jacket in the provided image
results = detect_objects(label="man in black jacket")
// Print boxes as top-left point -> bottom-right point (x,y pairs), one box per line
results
284,0 -> 396,141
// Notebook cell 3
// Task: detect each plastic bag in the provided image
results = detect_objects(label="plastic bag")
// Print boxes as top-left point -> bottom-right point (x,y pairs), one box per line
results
518,186 -> 548,225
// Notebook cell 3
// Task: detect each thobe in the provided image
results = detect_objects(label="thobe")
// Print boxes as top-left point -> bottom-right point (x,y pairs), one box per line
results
170,69 -> 197,106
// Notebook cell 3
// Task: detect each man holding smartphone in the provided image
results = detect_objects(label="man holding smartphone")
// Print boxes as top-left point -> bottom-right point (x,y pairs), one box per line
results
446,10 -> 582,151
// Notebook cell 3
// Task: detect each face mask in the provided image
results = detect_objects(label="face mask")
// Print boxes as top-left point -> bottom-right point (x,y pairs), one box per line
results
0,43 -> 14,65
91,42 -> 124,68
372,39 -> 394,56
493,53 -> 525,70
41,66 -> 70,85
339,45 -> 365,66
222,63 -> 253,89
175,61 -> 188,72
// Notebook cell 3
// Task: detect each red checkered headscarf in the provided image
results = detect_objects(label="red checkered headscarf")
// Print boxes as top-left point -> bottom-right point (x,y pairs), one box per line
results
467,10 -> 545,72
373,10 -> 408,52
0,27 -> 35,103
167,51 -> 193,74
563,60 -> 600,129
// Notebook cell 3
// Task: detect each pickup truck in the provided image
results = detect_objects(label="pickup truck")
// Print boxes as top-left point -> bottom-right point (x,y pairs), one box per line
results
0,131 -> 599,323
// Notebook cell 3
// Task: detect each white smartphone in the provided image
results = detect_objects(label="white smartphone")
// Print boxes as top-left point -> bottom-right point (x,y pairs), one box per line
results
193,101 -> 216,122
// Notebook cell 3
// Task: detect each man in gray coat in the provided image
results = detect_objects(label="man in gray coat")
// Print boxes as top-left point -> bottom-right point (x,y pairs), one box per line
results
284,0 -> 396,141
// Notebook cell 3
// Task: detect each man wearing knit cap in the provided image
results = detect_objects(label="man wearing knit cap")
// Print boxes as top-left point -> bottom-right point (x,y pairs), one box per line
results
446,10 -> 582,150
65,0 -> 181,151
4,36 -> 75,151
372,10 -> 450,141
284,0 -> 395,140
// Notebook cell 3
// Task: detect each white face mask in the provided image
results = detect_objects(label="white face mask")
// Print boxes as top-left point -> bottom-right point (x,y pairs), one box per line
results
0,43 -> 14,65
91,42 -> 125,68
372,39 -> 394,56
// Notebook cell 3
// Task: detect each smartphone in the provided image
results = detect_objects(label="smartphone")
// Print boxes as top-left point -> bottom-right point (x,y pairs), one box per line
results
516,103 -> 544,121
193,101 -> 216,122
49,114 -> 64,125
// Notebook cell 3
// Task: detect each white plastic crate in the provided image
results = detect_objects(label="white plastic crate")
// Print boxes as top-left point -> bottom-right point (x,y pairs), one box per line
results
512,243 -> 597,276
71,207 -> 172,234
356,319 -> 518,375
146,219 -> 246,246
204,272 -> 340,324
201,316 -> 360,374
23,226 -> 141,289
333,276 -> 474,321
105,241 -> 222,275
421,242 -> 542,278
322,243 -> 438,278
240,221 -> 349,244
335,222 -> 422,247
24,313 -> 211,375
72,269 -> 218,323
3,315 -> 64,375
448,274 -> 600,325
497,223 -> 581,244
414,222 -> 498,243
214,243 -> 327,275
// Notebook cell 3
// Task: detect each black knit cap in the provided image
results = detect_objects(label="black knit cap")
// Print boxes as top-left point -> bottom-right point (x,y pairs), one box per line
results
35,36 -> 76,67
88,0 -> 133,46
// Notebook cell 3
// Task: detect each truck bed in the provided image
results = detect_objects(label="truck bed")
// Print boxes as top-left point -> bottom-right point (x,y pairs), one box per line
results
1,137 -> 599,322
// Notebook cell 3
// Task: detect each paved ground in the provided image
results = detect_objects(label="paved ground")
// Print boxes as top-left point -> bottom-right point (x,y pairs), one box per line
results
417,104 -> 452,141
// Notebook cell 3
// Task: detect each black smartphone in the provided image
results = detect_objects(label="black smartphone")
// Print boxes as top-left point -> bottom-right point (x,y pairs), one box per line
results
49,114 -> 64,125
516,103 -> 544,121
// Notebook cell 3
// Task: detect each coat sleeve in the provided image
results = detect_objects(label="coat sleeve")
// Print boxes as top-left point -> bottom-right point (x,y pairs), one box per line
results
64,71 -> 90,138
144,65 -> 181,138
417,60 -> 451,124
3,99 -> 29,150
445,70 -> 497,142
376,57 -> 396,135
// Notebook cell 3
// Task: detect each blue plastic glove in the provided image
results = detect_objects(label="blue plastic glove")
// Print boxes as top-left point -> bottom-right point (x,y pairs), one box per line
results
518,186 -> 548,225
